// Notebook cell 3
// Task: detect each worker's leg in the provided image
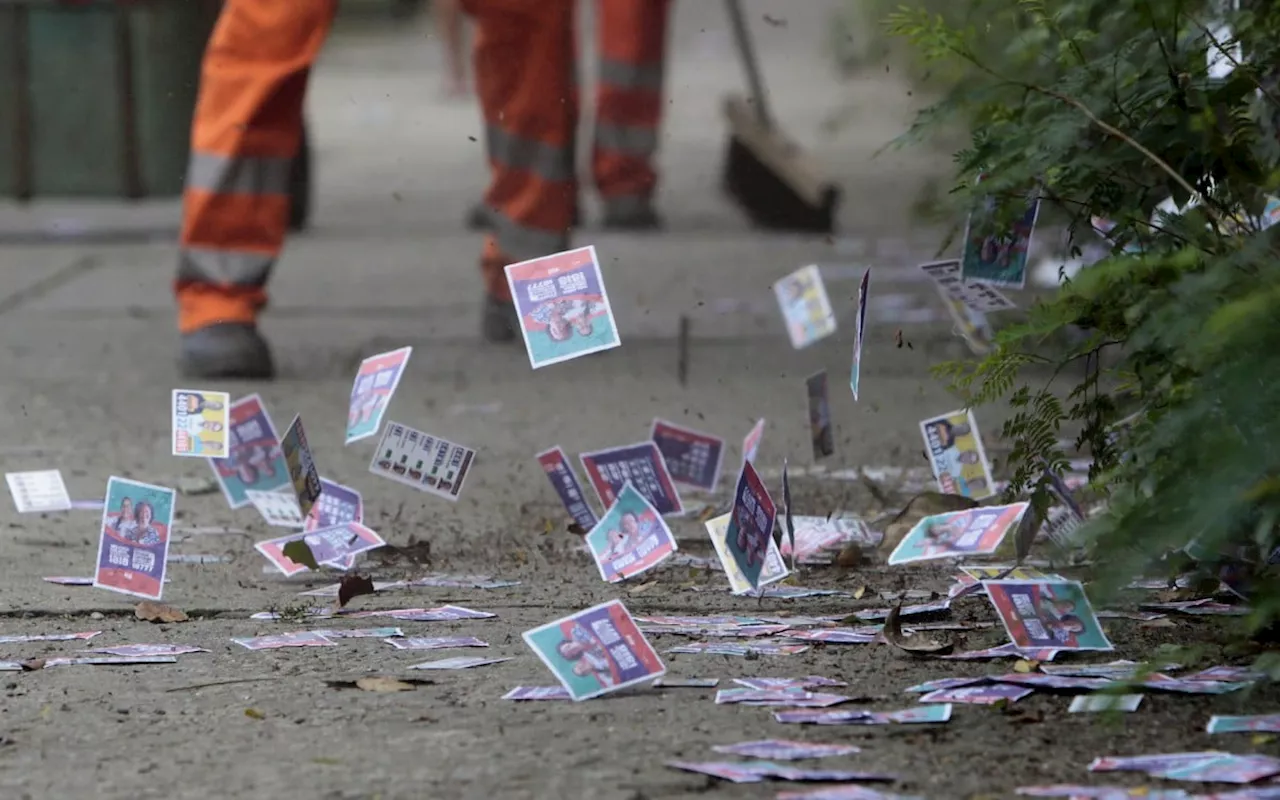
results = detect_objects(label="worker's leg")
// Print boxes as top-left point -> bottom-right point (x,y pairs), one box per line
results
467,0 -> 577,341
592,0 -> 671,229
174,0 -> 336,378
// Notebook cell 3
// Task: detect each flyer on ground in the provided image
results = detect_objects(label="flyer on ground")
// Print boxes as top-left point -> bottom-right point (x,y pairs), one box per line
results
305,478 -> 363,531
851,268 -> 869,400
345,346 -> 413,444
650,419 -> 725,493
522,599 -> 666,701
960,178 -> 1041,289
919,259 -> 1017,314
742,418 -> 765,466
208,394 -> 291,509
705,512 -> 788,594
93,477 -> 175,600
579,441 -> 683,516
773,264 -> 836,349
255,522 -> 387,577
505,245 -> 620,369
724,461 -> 778,591
281,414 -> 323,518
982,579 -> 1113,651
920,408 -> 995,499
805,371 -> 834,460
536,446 -> 599,532
171,389 -> 230,458
586,483 -> 677,583
959,564 -> 1060,582
6,469 -> 72,513
887,503 -> 1030,565
368,421 -> 476,502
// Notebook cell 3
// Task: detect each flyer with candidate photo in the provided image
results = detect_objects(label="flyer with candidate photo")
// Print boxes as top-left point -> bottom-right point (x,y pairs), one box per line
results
93,477 -> 175,600
522,599 -> 665,701
586,483 -> 676,583
982,579 -> 1113,651
208,394 -> 291,509
255,521 -> 387,576
536,446 -> 598,532
773,264 -> 836,349
505,245 -> 620,369
580,442 -> 683,516
368,421 -> 476,502
171,389 -> 230,458
920,409 -> 995,499
705,512 -> 788,595
724,462 -> 777,591
851,268 -> 869,401
345,346 -> 412,444
650,419 -> 724,492
887,502 -> 1029,565
281,415 -> 323,518
960,178 -> 1041,289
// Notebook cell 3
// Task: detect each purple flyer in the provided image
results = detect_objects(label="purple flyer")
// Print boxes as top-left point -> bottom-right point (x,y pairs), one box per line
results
536,446 -> 599,531
919,683 -> 1032,705
650,419 -> 725,493
580,441 -> 684,516
304,477 -> 363,532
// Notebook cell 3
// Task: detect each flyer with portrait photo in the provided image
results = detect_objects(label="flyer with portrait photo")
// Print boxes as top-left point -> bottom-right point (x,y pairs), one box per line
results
586,483 -> 677,583
705,512 -> 788,595
773,264 -> 836,349
171,389 -> 230,458
345,346 -> 412,444
207,394 -> 291,509
522,600 -> 665,701
887,503 -> 1029,565
982,579 -> 1113,651
93,477 -> 175,600
505,245 -> 620,369
919,408 -> 995,499
281,414 -> 323,518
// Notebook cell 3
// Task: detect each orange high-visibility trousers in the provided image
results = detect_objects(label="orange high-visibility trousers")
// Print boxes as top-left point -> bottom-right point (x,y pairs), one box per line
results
592,0 -> 671,218
174,0 -> 336,334
467,0 -> 670,302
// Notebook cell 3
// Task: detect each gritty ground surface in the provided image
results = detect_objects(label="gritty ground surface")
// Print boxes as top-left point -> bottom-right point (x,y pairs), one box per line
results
0,3 -> 1273,799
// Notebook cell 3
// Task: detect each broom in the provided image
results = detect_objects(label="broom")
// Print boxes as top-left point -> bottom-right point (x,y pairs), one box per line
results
721,0 -> 842,233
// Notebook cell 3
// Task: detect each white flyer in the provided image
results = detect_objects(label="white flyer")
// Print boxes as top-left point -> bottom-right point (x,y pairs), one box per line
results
245,489 -> 306,528
6,470 -> 72,513
368,421 -> 475,502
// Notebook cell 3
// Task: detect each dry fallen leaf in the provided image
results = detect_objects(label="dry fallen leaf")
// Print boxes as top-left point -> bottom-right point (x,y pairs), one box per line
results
853,585 -> 867,600
566,522 -> 586,536
1013,659 -> 1038,674
336,574 -> 376,609
136,601 -> 189,623
1140,618 -> 1177,629
19,659 -> 45,671
326,676 -> 433,693
627,581 -> 657,596
882,604 -> 952,655
244,708 -> 265,720
835,544 -> 864,569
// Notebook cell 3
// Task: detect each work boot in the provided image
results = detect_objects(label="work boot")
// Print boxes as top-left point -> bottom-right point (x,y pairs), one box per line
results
602,203 -> 663,231
481,295 -> 519,343
467,203 -> 582,230
180,322 -> 275,380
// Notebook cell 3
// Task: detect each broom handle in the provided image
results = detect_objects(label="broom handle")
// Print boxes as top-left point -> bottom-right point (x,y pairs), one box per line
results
724,0 -> 774,127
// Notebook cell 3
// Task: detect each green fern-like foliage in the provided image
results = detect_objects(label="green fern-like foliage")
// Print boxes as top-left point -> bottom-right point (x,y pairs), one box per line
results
886,0 -> 1280,624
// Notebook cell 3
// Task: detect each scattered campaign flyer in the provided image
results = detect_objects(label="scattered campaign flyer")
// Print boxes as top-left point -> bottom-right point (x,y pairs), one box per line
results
502,686 -> 572,701
936,284 -> 996,356
346,346 -> 412,444
505,245 -> 621,369
960,564 -> 1059,582
368,421 -> 476,502
586,483 -> 677,583
245,489 -> 306,528
536,447 -> 599,532
311,627 -> 403,640
231,631 -> 337,650
255,522 -> 386,576
304,478 -> 362,532
1207,714 -> 1280,734
742,418 -> 765,466
1070,694 -> 1144,713
522,599 -> 665,701
650,419 -> 725,493
6,469 -> 72,513
920,408 -> 995,499
724,461 -> 778,591
773,264 -> 836,349
208,394 -> 291,509
887,503 -> 1029,565
281,415 -> 322,518
93,477 -> 175,600
983,579 -> 1113,651
920,683 -> 1033,705
579,441 -> 683,516
0,631 -> 100,644
409,656 -> 512,671
806,371 -> 834,460
384,636 -> 488,651
705,512 -> 788,594
960,179 -> 1041,288
171,389 -> 230,458
653,677 -> 720,688
851,268 -> 869,400
88,644 -> 207,657
781,515 -> 877,563
919,259 -> 1017,314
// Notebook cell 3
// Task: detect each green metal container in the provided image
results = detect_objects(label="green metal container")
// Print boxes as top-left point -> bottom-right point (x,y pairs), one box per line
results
0,0 -> 221,200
